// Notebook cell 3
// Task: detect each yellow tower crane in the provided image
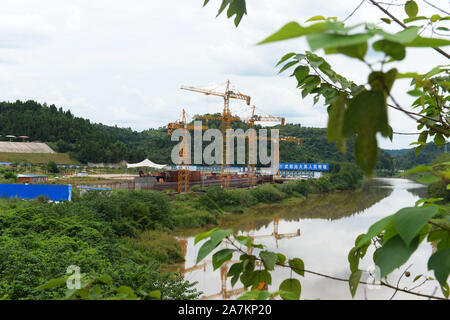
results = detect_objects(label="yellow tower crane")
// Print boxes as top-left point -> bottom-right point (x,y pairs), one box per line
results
181,80 -> 251,189
167,109 -> 207,193
245,105 -> 286,186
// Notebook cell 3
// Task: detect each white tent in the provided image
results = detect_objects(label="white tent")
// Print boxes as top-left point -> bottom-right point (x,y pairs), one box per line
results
126,158 -> 167,169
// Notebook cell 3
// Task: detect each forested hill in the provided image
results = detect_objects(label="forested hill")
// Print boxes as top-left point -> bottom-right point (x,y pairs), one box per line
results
0,100 -> 146,164
96,119 -> 394,170
0,101 -> 394,169
390,142 -> 449,170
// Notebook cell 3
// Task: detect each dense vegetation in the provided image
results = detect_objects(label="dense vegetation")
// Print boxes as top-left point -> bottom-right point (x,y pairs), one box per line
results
96,117 -> 394,170
0,190 -> 201,300
0,100 -> 146,164
392,142 -> 450,170
0,100 -> 394,171
0,164 -> 362,299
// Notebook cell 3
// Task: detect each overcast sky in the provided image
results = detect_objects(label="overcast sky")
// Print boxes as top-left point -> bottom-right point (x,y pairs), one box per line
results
0,0 -> 448,149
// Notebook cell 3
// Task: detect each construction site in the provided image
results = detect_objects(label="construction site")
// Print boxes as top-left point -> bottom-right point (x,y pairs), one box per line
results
122,80 -> 303,193
0,80 -> 310,197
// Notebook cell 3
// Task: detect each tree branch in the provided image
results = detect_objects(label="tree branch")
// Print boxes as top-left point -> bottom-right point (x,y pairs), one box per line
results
368,0 -> 450,60
225,237 -> 446,300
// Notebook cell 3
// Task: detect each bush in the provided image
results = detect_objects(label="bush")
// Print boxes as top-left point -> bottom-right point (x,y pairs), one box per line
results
251,184 -> 286,203
46,161 -> 59,174
428,180 -> 450,201
3,170 -> 17,181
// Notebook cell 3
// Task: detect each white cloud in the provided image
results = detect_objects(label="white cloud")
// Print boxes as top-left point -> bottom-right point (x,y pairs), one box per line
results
0,0 -> 447,149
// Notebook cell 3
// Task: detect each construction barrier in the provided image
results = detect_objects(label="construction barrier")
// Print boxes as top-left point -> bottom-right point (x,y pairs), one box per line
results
0,184 -> 72,201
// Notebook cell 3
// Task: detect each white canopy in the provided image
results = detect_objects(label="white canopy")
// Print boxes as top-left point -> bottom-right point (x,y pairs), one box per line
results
126,158 -> 167,169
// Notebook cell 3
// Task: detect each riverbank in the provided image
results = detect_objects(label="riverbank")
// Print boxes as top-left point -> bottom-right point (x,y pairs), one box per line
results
178,178 -> 444,300
0,164 -> 364,299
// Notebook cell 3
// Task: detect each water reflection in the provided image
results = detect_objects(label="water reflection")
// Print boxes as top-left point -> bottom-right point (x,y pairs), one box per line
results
178,178 -> 444,300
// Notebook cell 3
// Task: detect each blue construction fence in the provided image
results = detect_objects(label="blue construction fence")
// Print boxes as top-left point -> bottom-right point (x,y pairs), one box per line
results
0,184 -> 72,201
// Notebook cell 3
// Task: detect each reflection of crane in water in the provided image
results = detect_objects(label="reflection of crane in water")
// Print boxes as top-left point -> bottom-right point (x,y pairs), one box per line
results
178,216 -> 301,299
178,239 -> 253,299
245,216 -> 301,254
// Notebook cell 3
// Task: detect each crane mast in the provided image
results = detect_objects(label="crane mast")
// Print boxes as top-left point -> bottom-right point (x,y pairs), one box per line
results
181,80 -> 250,189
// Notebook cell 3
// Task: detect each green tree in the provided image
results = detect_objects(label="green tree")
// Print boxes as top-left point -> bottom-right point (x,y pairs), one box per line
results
46,161 -> 59,174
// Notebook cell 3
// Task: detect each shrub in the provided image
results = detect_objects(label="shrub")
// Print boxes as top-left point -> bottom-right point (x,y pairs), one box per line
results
251,184 -> 286,203
428,180 -> 450,201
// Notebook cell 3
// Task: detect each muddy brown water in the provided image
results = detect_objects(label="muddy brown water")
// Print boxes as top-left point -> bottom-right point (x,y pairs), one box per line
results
175,178 -> 444,300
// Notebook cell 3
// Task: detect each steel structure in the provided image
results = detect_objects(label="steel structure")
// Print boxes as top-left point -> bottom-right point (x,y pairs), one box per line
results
181,81 -> 251,189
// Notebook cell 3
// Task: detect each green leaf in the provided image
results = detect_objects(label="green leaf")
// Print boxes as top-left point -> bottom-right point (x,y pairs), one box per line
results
279,278 -> 301,300
337,42 -> 368,60
240,269 -> 272,290
434,133 -> 445,147
417,174 -> 441,185
88,285 -> 102,300
96,274 -> 113,286
258,21 -> 327,45
356,215 -> 394,248
237,290 -> 271,300
194,227 -> 218,245
367,26 -> 419,43
196,229 -> 232,263
279,60 -> 298,74
393,206 -> 439,246
428,248 -> 450,286
288,258 -> 305,276
276,52 -> 296,66
227,262 -> 244,287
306,32 -> 373,51
430,15 -> 441,23
342,89 -> 390,175
327,93 -> 346,153
305,15 -> 326,22
148,290 -> 161,300
354,132 -> 378,176
349,270 -> 362,298
407,89 -> 422,96
292,65 -> 310,85
368,68 -> 398,94
215,0 -> 247,27
381,18 -> 391,24
405,1 -> 419,18
401,164 -> 431,175
373,40 -> 406,61
343,90 -> 389,138
301,75 -> 321,98
437,26 -> 450,32
36,277 -> 66,291
277,253 -> 286,265
403,16 -> 427,23
376,235 -> 420,279
428,230 -> 450,250
348,247 -> 361,273
235,235 -> 252,247
404,36 -> 450,47
259,251 -> 278,270
116,286 -> 137,299
212,248 -> 235,270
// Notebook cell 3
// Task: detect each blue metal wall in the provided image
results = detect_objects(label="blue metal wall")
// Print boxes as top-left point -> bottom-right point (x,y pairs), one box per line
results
0,184 -> 71,201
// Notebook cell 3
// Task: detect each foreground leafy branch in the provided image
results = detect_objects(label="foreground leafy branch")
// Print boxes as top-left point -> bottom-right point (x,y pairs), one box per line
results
200,0 -> 450,300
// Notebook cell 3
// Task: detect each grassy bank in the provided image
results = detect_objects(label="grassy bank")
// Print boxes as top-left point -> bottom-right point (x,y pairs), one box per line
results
0,152 -> 76,165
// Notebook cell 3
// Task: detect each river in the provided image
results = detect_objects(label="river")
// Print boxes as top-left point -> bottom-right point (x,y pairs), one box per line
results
176,178 -> 444,300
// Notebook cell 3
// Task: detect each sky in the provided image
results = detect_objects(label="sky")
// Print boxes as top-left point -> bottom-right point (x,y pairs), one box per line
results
0,0 -> 448,149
